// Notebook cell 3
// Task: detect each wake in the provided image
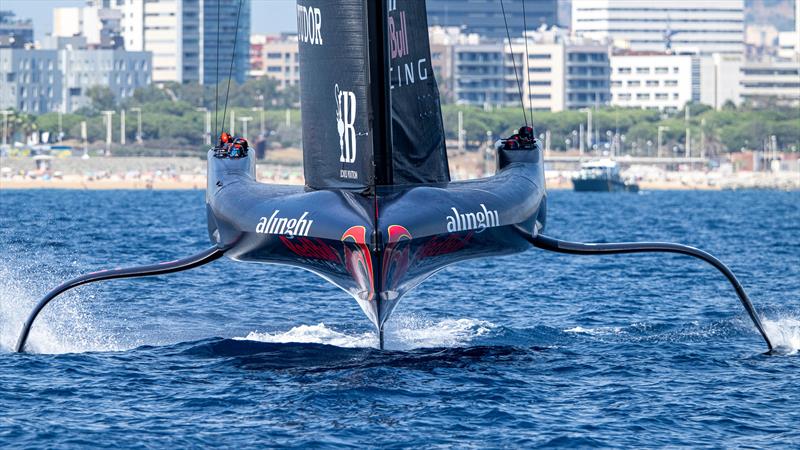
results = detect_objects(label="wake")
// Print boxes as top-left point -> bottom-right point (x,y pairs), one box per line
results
238,316 -> 495,351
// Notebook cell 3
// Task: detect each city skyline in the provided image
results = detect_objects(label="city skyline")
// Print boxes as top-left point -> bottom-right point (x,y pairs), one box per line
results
3,0 -> 296,42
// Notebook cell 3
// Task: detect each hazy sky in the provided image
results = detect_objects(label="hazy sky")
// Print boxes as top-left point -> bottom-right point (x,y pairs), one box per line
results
3,0 -> 297,41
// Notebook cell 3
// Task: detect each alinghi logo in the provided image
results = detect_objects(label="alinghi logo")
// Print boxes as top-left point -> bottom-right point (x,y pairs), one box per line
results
256,210 -> 313,238
446,204 -> 499,233
335,84 -> 357,164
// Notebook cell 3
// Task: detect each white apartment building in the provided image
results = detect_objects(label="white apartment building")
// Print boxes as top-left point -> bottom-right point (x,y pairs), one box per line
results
572,0 -> 745,55
610,53 -> 693,111
777,32 -> 799,59
697,53 -> 742,109
53,5 -> 122,48
777,0 -> 800,59
249,34 -> 299,88
517,41 -> 566,112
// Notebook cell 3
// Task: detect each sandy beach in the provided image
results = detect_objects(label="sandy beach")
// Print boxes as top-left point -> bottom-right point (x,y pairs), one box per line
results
1,154 -> 797,191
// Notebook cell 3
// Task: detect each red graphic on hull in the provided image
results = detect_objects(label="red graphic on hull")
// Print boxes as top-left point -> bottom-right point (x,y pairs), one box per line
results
342,225 -> 375,300
279,236 -> 341,263
383,225 -> 412,291
418,232 -> 474,258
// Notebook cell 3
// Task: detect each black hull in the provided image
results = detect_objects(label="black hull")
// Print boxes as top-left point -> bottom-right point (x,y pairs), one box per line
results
206,146 -> 546,331
572,178 -> 639,193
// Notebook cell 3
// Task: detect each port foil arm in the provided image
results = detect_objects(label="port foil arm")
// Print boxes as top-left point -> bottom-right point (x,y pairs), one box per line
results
527,233 -> 774,352
14,246 -> 225,353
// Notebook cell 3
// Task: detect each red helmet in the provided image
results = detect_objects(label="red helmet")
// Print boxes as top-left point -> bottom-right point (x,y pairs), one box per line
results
518,126 -> 534,139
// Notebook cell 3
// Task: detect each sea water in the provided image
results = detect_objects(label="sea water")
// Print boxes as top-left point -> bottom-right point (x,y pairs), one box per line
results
1,189 -> 798,447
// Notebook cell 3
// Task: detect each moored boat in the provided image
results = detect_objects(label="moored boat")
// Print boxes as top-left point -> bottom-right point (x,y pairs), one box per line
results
572,159 -> 639,192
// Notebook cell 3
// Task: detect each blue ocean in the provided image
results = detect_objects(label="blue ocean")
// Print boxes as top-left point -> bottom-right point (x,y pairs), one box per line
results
1,189 -> 798,448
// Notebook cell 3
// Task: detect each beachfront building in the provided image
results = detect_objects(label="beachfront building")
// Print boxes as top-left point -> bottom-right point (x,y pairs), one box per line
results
58,45 -> 152,112
451,42 -> 509,107
609,52 -> 693,111
0,49 -> 61,113
0,38 -> 151,114
445,27 -> 610,111
697,53 -> 743,109
426,0 -> 558,39
563,40 -> 612,110
249,34 -> 299,88
571,0 -> 745,55
738,58 -> 800,107
511,29 -> 610,112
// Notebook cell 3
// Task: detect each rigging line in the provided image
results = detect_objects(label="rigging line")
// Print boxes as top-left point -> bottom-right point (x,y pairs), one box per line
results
521,0 -> 533,125
214,0 -> 220,140
221,0 -> 244,137
500,0 -> 528,127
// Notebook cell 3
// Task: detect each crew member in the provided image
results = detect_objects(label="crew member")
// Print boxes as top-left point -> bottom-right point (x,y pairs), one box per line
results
498,125 -> 537,150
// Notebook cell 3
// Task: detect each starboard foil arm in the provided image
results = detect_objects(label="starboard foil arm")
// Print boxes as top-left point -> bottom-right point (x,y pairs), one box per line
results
526,233 -> 774,352
14,246 -> 225,353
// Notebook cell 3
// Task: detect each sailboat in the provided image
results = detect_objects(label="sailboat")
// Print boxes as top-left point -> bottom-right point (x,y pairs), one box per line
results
14,0 -> 774,353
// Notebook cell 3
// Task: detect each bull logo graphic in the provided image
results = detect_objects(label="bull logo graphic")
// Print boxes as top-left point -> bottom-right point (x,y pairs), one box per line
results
335,84 -> 357,164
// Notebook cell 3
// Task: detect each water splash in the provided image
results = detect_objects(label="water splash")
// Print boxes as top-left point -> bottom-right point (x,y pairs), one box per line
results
385,316 -> 495,350
0,263 -> 120,354
239,323 -> 375,348
763,317 -> 800,355
238,316 -> 495,350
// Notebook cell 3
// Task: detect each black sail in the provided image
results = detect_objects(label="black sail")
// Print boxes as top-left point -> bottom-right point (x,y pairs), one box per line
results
297,0 -> 449,190
297,0 -> 374,189
388,0 -> 449,184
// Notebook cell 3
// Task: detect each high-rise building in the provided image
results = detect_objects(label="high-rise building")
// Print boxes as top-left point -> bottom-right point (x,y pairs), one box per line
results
0,11 -> 34,49
426,0 -> 558,40
572,0 -> 745,55
116,0 -> 249,85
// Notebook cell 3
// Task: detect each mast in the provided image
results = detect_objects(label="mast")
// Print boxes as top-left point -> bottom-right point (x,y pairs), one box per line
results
366,0 -> 393,186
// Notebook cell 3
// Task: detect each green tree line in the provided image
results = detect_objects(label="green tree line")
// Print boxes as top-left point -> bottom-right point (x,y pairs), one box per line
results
441,103 -> 799,155
3,78 -> 798,155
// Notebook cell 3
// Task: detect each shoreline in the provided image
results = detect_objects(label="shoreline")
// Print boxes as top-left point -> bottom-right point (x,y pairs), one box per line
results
2,178 -> 797,191
2,155 -> 797,191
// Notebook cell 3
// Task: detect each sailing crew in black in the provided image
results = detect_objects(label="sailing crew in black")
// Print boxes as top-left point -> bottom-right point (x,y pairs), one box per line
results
499,126 -> 537,150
